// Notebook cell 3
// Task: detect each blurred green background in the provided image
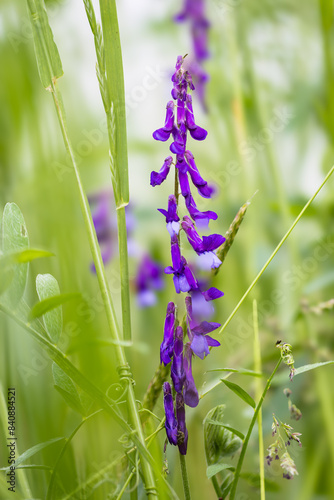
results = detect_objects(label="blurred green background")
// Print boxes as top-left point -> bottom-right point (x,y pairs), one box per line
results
1,0 -> 334,498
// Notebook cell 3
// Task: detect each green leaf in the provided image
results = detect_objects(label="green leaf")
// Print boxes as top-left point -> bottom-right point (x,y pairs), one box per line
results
204,405 -> 243,465
35,274 -> 63,343
30,292 -> 81,320
294,361 -> 334,376
206,463 -> 234,479
52,363 -> 84,415
0,249 -> 53,269
27,0 -> 63,89
205,421 -> 245,441
0,437 -> 64,471
222,380 -> 256,408
207,368 -> 262,377
2,203 -> 29,306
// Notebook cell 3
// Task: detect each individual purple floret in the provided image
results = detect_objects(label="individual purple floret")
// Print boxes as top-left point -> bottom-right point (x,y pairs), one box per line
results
182,216 -> 225,269
135,254 -> 164,307
163,382 -> 178,446
152,101 -> 175,142
186,296 -> 220,359
160,302 -> 176,365
165,234 -> 199,293
171,326 -> 185,393
158,195 -> 180,237
150,156 -> 173,187
176,393 -> 188,455
183,345 -> 199,407
185,193 -> 218,226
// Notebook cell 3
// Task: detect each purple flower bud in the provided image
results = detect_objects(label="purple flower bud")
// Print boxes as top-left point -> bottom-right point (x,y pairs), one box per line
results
183,346 -> 199,408
153,101 -> 175,142
176,393 -> 188,455
157,195 -> 180,237
171,326 -> 185,392
163,382 -> 178,446
160,302 -> 176,365
150,156 -> 173,187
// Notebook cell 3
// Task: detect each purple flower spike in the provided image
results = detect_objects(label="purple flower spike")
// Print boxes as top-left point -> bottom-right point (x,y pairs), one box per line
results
158,195 -> 180,237
183,346 -> 199,408
171,326 -> 185,392
176,393 -> 188,455
153,101 -> 175,142
185,95 -> 207,141
163,382 -> 178,446
160,302 -> 176,365
150,156 -> 173,187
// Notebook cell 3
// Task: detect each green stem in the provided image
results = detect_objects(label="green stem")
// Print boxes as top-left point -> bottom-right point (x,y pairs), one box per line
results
218,163 -> 334,337
116,207 -> 132,342
253,300 -> 265,500
210,475 -> 221,498
179,453 -> 191,500
229,357 -> 282,500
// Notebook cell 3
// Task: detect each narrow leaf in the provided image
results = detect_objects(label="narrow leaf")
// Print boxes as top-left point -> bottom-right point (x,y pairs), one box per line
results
30,292 -> 80,320
294,361 -> 334,376
206,463 -> 234,479
35,274 -> 63,343
207,368 -> 262,377
0,249 -> 53,269
52,363 -> 84,415
27,0 -> 63,88
0,437 -> 64,471
2,203 -> 29,306
222,380 -> 256,408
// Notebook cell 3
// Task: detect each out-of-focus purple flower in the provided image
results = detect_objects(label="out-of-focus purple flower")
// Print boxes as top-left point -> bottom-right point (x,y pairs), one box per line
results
135,255 -> 164,307
158,195 -> 180,237
171,326 -> 185,392
176,393 -> 188,455
150,156 -> 173,187
183,345 -> 199,407
165,234 -> 199,293
186,296 -> 220,359
160,302 -> 176,365
163,382 -> 178,446
182,216 -> 225,269
174,0 -> 210,110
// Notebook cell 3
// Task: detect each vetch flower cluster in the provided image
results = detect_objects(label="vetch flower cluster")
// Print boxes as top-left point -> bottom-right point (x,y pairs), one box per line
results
151,57 -> 225,454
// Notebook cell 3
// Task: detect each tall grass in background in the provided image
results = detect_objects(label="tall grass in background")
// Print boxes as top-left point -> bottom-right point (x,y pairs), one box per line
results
0,0 -> 334,499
